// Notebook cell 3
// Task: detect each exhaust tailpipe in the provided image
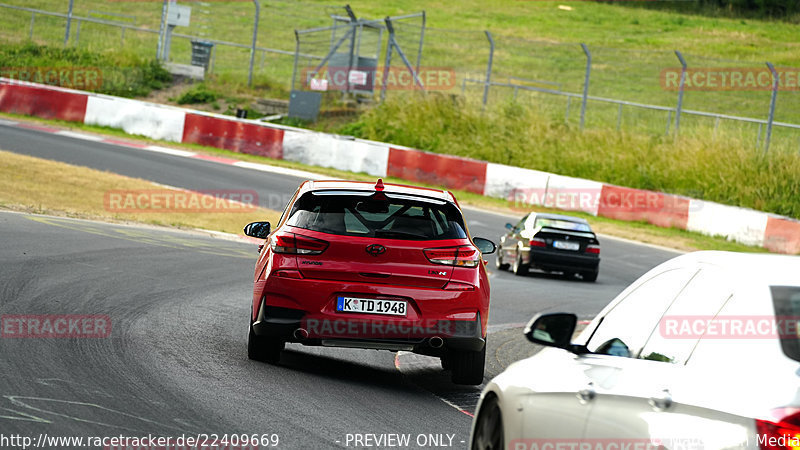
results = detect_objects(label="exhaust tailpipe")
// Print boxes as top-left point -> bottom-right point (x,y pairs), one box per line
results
293,328 -> 309,340
429,336 -> 444,348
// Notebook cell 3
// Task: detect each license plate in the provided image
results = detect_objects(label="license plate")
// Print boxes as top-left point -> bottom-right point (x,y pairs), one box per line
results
553,240 -> 580,251
336,297 -> 407,316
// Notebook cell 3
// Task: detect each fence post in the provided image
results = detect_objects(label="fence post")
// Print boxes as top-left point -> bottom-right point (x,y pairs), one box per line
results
64,0 -> 74,46
415,11 -> 425,76
248,0 -> 260,87
380,17 -> 394,103
764,62 -> 778,155
157,0 -> 168,59
483,31 -> 494,108
674,50 -> 687,137
291,30 -> 300,92
580,43 -> 591,130
29,12 -> 35,40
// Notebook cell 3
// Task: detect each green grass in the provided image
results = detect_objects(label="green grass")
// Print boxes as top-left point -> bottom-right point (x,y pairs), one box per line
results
1,2 -> 798,223
339,93 -> 800,220
1,0 -> 798,124
0,42 -> 171,97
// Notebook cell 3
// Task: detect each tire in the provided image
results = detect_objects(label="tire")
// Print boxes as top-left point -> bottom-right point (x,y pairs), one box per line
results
495,252 -> 510,271
451,345 -> 486,385
511,251 -> 529,277
582,269 -> 599,282
440,352 -> 451,371
248,324 -> 284,364
471,395 -> 504,450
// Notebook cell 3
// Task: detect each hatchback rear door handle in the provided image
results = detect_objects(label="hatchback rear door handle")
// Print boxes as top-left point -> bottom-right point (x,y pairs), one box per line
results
649,389 -> 673,411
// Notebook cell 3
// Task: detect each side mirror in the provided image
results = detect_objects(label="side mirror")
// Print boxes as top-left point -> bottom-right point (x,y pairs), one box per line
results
524,313 -> 579,351
472,237 -> 496,254
505,223 -> 514,230
243,221 -> 271,239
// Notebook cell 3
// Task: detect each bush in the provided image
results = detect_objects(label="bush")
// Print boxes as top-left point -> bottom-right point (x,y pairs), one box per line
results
0,42 -> 171,98
176,84 -> 219,105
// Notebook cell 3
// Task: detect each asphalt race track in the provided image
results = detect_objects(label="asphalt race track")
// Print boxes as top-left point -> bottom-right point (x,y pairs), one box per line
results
0,122 -> 679,448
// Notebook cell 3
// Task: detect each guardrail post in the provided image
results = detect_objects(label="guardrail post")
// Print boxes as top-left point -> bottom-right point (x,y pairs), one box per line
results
64,0 -> 74,46
674,50 -> 687,137
483,31 -> 494,108
248,0 -> 261,87
580,43 -> 591,130
764,62 -> 778,155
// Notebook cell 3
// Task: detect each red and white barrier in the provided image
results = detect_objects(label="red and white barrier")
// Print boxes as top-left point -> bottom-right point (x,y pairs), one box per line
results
85,96 -> 185,142
282,129 -> 388,177
687,200 -> 769,247
0,77 -> 797,254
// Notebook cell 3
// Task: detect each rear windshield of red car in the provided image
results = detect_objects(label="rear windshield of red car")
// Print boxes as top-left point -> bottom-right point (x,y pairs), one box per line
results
771,286 -> 800,363
285,190 -> 468,240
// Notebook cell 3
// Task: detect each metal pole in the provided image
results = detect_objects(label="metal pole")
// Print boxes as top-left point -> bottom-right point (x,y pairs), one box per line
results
157,0 -> 168,59
764,62 -> 778,154
29,12 -> 35,40
415,11 -> 425,76
380,17 -> 394,103
674,50 -> 687,136
483,31 -> 494,108
580,43 -> 591,130
291,30 -> 300,92
616,103 -> 623,131
249,0 -> 261,88
64,0 -> 74,46
345,5 -> 357,94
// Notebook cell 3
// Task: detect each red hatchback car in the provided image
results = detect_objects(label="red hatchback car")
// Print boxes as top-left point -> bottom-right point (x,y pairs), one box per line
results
244,179 -> 496,384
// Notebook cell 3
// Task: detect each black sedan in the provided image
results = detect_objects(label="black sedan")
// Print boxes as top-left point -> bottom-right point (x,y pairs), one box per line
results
496,213 -> 600,281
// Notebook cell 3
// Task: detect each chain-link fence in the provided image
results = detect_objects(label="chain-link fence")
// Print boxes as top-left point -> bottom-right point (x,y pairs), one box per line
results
0,0 -> 798,152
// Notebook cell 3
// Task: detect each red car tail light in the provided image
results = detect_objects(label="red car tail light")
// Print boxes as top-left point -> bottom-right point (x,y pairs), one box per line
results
756,408 -> 800,449
586,244 -> 600,255
274,269 -> 303,279
443,281 -> 475,291
424,245 -> 479,268
529,238 -> 547,248
271,233 -> 329,255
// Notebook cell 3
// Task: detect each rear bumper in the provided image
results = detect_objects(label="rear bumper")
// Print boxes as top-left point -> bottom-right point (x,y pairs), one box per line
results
252,305 -> 485,353
527,248 -> 599,272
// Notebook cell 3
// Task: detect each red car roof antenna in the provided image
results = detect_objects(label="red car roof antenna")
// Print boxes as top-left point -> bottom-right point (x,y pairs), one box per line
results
375,179 -> 385,191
